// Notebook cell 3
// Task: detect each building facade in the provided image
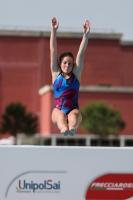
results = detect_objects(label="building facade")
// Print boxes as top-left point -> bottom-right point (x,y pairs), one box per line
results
0,30 -> 133,136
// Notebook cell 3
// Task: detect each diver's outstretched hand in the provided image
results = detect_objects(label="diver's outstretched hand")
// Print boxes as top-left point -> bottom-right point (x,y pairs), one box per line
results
51,17 -> 59,31
82,20 -> 91,34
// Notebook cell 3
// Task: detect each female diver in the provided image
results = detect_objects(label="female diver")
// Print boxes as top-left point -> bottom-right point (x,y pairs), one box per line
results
50,17 -> 90,136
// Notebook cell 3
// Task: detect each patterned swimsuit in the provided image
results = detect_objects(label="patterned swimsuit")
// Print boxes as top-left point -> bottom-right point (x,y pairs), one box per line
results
53,73 -> 80,115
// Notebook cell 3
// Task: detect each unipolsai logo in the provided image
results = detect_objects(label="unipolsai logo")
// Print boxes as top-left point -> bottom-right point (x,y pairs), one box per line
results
5,170 -> 66,198
16,179 -> 61,193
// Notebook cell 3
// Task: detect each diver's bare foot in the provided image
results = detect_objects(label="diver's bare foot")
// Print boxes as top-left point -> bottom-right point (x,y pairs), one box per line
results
60,127 -> 68,136
69,127 -> 76,136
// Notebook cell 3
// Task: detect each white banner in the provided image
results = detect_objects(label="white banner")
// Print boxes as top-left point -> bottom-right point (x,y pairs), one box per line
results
0,146 -> 133,200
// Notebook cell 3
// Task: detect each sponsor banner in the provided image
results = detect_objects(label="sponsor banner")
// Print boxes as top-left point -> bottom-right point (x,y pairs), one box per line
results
0,146 -> 133,200
86,174 -> 133,200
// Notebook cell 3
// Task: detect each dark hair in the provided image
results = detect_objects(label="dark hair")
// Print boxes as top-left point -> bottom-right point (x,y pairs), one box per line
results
59,52 -> 75,67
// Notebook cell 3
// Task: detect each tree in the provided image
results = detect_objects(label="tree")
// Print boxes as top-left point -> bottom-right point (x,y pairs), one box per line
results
0,102 -> 38,139
81,101 -> 126,136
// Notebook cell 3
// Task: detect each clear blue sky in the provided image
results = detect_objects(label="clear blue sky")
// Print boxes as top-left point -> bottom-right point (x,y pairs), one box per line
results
0,0 -> 132,41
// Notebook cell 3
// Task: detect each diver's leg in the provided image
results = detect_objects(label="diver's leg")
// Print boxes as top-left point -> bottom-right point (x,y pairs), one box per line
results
52,108 -> 68,136
67,109 -> 82,136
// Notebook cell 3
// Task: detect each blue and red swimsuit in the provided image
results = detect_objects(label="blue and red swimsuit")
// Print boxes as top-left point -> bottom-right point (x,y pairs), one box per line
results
53,73 -> 80,115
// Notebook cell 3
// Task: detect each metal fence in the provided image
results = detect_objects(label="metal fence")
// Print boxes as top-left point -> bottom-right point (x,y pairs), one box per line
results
16,133 -> 133,147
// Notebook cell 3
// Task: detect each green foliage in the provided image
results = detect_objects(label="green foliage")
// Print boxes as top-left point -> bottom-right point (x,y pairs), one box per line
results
0,102 -> 38,137
81,101 -> 126,136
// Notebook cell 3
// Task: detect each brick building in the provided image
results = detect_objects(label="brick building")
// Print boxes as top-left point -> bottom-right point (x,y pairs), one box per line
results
0,30 -> 133,136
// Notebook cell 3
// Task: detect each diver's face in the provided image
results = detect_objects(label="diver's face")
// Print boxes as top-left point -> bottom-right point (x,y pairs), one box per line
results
60,56 -> 73,74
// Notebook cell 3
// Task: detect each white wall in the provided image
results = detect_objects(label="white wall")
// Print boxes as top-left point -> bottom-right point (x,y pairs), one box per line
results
0,146 -> 133,200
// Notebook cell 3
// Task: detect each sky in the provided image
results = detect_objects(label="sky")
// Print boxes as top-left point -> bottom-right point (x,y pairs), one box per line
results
0,0 -> 132,41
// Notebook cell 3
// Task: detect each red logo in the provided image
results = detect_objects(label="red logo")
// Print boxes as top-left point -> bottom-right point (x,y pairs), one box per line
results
86,174 -> 133,199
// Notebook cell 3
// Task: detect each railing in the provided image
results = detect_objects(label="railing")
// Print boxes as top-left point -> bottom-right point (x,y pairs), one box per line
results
16,133 -> 133,147
0,24 -> 115,33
